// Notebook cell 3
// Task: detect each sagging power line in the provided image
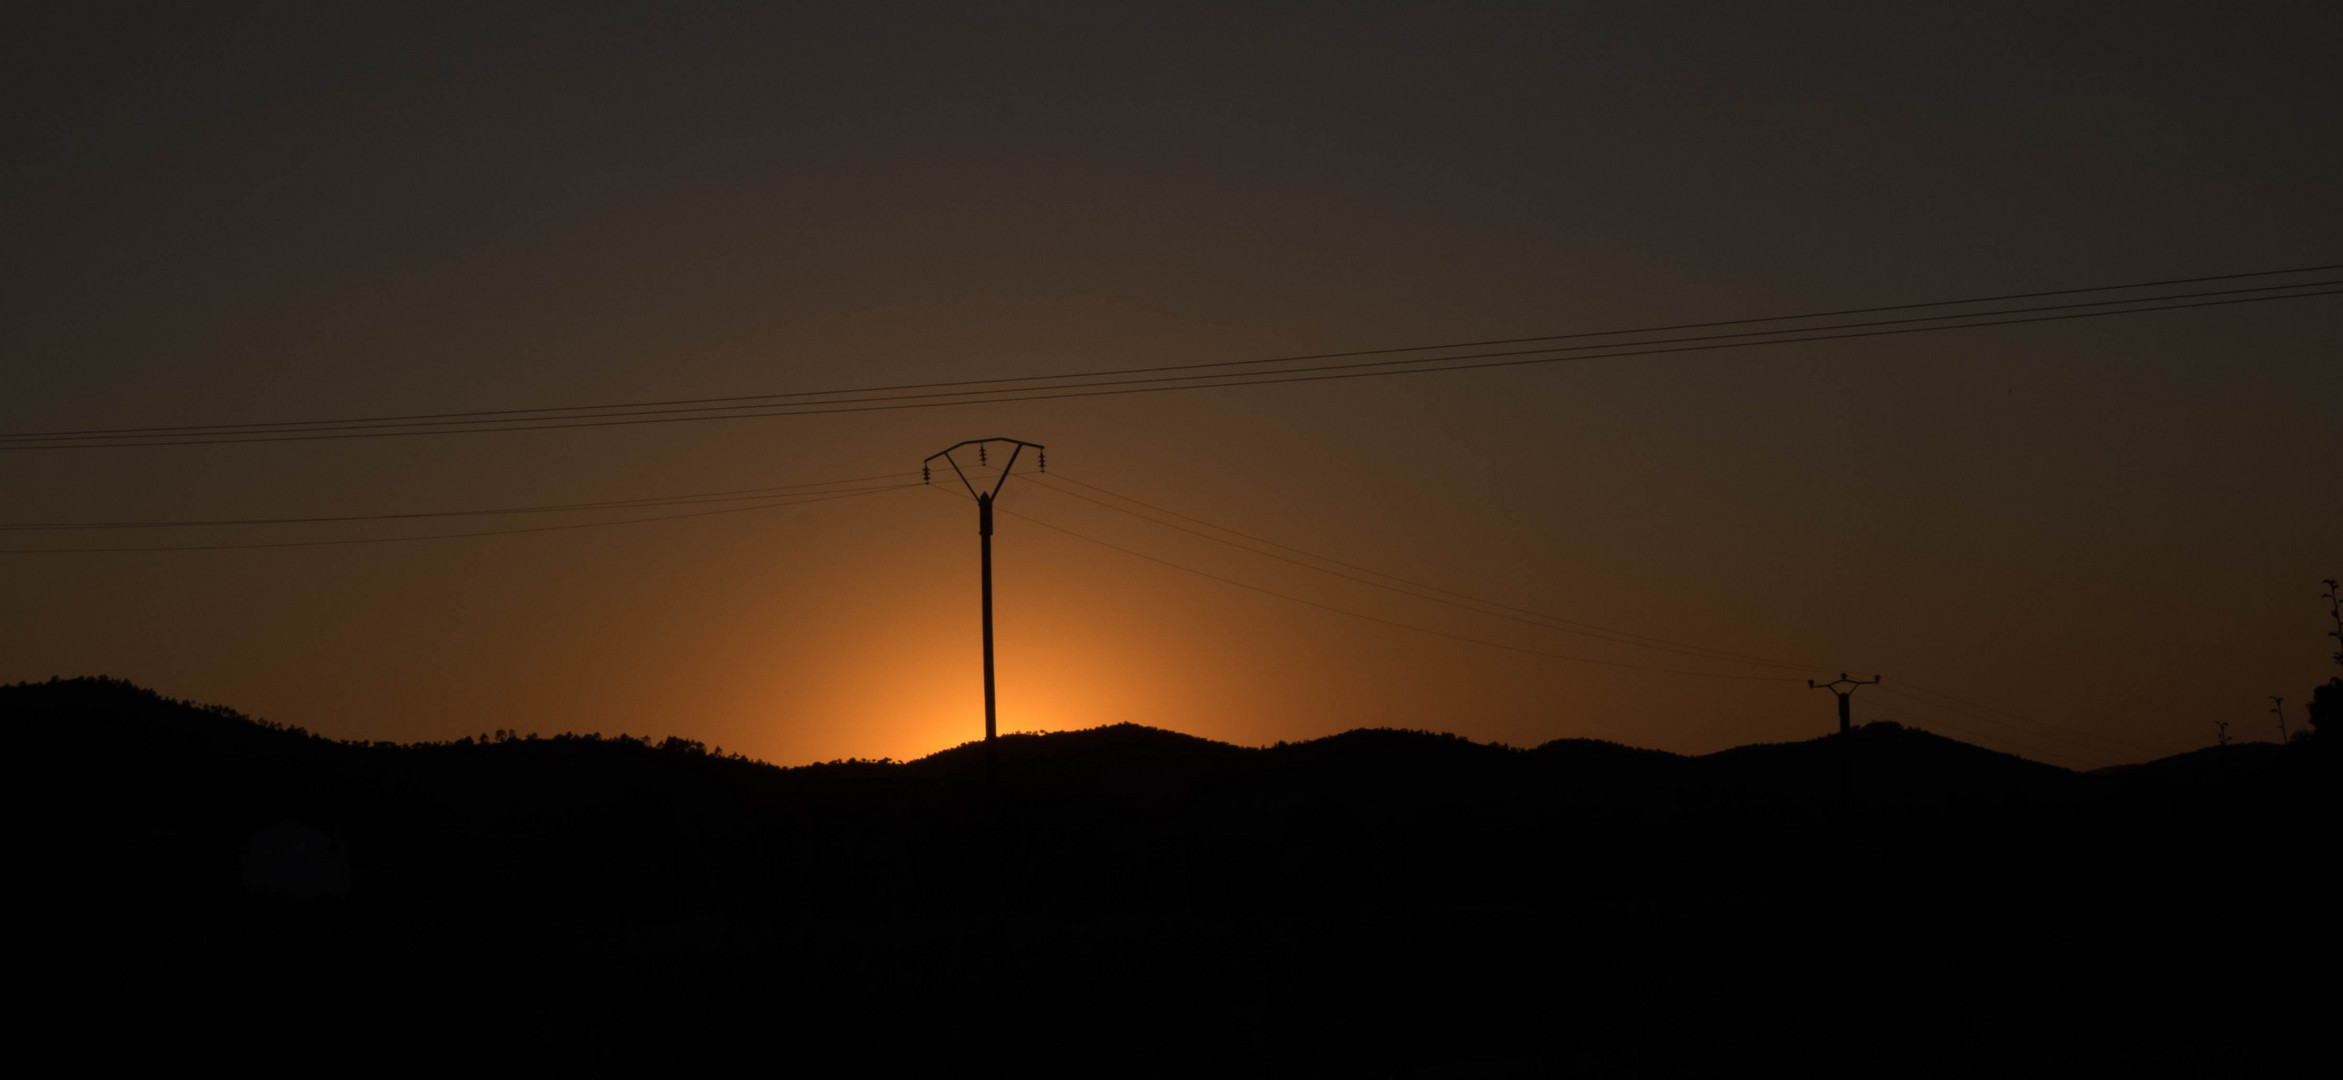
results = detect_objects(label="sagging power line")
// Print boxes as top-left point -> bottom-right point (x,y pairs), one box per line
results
5,431 -> 2173,764
0,479 -> 919,553
1013,470 -> 2172,762
6,265 -> 2338,449
985,496 -> 1805,682
1860,700 -> 2097,770
1872,684 -> 2163,762
0,473 -> 917,531
992,492 -> 2126,765
1881,680 -> 2167,757
1028,471 -> 1828,674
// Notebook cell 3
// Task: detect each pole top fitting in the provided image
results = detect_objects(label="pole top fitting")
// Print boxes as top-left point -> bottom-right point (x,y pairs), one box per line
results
923,438 -> 1047,502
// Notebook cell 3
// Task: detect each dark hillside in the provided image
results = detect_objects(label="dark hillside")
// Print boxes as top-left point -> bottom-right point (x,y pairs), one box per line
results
1685,721 -> 2086,813
13,676 -> 2326,1071
2092,740 -> 2296,786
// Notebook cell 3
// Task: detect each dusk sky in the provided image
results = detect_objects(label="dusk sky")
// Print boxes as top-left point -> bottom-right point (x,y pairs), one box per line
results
5,2 -> 2337,768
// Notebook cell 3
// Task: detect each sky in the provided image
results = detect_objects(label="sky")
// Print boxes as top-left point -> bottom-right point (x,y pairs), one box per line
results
4,1 -> 2337,768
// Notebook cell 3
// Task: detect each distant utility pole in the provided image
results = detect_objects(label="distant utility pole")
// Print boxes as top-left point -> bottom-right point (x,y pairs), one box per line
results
924,438 -> 1046,780
2214,720 -> 2231,747
2270,696 -> 2288,743
1809,673 -> 1880,813
2324,579 -> 2342,672
1807,673 -> 1882,736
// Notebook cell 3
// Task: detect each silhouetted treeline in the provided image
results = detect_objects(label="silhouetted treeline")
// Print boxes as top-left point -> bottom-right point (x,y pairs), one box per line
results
14,676 -> 2327,1071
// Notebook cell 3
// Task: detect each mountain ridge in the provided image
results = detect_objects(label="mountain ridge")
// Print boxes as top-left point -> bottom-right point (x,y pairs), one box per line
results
14,674 -> 2323,1067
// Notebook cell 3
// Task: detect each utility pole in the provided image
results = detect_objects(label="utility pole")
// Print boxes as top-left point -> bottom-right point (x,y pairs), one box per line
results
924,438 -> 1045,781
2270,696 -> 2288,743
1807,673 -> 1882,736
1808,673 -> 1879,813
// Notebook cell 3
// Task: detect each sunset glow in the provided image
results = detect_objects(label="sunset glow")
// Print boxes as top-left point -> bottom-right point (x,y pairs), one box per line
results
10,7 -> 2336,1070
2,4 -> 2334,773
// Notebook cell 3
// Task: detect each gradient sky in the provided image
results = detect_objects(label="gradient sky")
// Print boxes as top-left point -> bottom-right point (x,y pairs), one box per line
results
5,2 -> 2338,768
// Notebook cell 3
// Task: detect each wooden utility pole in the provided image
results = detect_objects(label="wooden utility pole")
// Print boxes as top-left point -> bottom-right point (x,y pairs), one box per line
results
925,438 -> 1045,780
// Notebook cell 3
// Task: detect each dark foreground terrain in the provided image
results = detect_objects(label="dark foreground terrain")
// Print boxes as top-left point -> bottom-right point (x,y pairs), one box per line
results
15,677 -> 2329,1071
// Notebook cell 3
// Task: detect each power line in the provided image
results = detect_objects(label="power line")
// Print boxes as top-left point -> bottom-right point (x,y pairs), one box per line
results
0,473 -> 918,531
1890,680 -> 2162,750
939,485 -> 1805,682
9,269 -> 2337,449
16,279 -> 2336,446
1026,471 -> 1833,674
1862,700 -> 2096,770
1018,485 -> 2117,763
24,261 -> 2334,442
1025,470 -> 2177,764
0,482 -> 919,553
1873,685 -> 2160,762
1878,681 -> 2170,758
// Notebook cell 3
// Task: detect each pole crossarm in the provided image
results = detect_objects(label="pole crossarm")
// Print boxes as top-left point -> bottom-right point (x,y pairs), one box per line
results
1807,672 -> 1882,696
1807,672 -> 1882,737
924,438 -> 1046,500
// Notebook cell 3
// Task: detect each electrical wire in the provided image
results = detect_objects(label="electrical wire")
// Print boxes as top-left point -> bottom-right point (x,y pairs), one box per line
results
0,481 -> 920,553
0,473 -> 919,531
1024,472 -> 1833,674
932,484 -> 1806,682
1861,701 -> 2066,765
17,280 -> 2337,446
1865,696 -> 2096,764
8,270 -> 2337,449
1008,469 -> 2181,764
1861,700 -> 2096,770
21,261 -> 2333,442
1875,682 -> 2169,759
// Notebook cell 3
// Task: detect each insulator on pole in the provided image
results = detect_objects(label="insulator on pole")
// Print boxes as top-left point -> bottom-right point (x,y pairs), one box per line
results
922,465 -> 930,483
1038,450 -> 1045,471
979,445 -> 987,465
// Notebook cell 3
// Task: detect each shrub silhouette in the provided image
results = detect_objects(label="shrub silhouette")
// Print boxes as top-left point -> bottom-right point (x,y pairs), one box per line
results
2300,579 -> 2341,746
2308,677 -> 2342,745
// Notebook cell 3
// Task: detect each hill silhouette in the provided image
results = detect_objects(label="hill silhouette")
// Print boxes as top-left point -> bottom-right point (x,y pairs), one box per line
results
14,676 -> 2324,1070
